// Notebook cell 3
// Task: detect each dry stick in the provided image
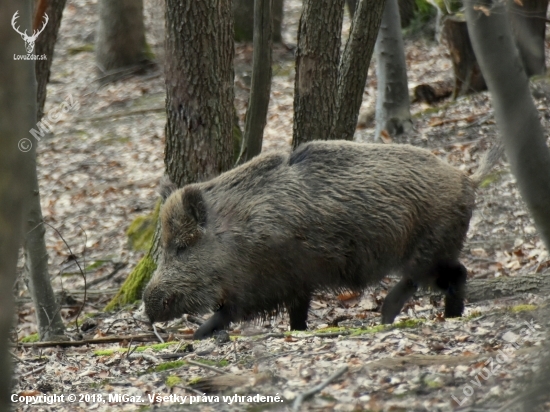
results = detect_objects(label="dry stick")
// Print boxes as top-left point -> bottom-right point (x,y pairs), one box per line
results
292,365 -> 349,411
152,324 -> 165,343
86,262 -> 127,287
18,333 -> 194,348
43,222 -> 87,329
186,359 -> 226,375
21,364 -> 47,378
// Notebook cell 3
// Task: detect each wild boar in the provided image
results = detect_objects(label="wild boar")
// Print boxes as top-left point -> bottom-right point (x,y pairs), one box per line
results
143,140 -> 499,339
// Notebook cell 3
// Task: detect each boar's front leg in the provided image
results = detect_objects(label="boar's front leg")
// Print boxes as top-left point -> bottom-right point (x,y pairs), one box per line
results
194,305 -> 234,340
380,277 -> 418,324
285,294 -> 311,330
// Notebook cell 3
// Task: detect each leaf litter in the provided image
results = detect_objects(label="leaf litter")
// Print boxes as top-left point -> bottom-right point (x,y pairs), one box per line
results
12,1 -> 550,411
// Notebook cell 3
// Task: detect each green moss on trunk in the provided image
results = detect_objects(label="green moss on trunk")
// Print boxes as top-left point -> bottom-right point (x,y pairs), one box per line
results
105,201 -> 161,311
126,201 -> 159,251
104,254 -> 156,311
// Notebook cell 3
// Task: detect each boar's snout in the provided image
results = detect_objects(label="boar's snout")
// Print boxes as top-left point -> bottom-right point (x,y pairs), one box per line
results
143,282 -> 179,323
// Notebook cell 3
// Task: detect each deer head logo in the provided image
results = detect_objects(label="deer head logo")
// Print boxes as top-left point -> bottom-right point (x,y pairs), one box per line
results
12,10 -> 49,54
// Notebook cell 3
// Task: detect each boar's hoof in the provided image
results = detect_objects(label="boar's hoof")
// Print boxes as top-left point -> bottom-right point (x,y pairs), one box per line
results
193,309 -> 232,340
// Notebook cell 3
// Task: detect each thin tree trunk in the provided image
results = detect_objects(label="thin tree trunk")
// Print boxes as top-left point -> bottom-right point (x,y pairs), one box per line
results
95,0 -> 148,75
331,0 -> 385,141
233,0 -> 283,42
347,0 -> 415,27
22,0 -> 67,341
374,0 -> 412,140
292,0 -> 345,149
0,1 -> 34,407
465,0 -> 550,249
237,0 -> 273,164
34,0 -> 67,120
508,0 -> 548,77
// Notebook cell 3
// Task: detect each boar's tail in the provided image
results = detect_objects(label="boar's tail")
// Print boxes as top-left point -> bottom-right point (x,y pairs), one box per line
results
470,141 -> 504,186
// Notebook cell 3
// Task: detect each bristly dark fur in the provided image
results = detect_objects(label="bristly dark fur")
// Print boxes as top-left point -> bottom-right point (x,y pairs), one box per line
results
143,140 -> 494,339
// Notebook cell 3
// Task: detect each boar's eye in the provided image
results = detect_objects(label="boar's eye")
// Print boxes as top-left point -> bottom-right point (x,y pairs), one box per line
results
176,245 -> 186,255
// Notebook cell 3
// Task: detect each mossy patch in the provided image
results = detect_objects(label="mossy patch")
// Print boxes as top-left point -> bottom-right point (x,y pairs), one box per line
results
394,318 -> 425,328
152,360 -> 186,373
465,310 -> 483,320
67,44 -> 94,55
93,341 -> 180,356
188,377 -> 203,385
195,358 -> 229,368
20,333 -> 39,343
510,304 -> 537,313
165,375 -> 182,388
105,201 -> 159,312
127,203 -> 159,251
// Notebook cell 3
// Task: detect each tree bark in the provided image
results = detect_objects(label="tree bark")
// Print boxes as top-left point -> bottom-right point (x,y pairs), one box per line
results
164,0 -> 235,187
34,0 -> 67,120
465,0 -> 550,249
22,0 -> 67,341
0,1 -> 34,407
233,0 -> 283,42
108,0 -> 236,311
508,0 -> 548,77
237,0 -> 273,165
331,0 -> 385,141
374,0 -> 412,140
442,16 -> 486,98
347,0 -> 415,27
292,0 -> 345,149
95,0 -> 148,74
23,168 -> 66,340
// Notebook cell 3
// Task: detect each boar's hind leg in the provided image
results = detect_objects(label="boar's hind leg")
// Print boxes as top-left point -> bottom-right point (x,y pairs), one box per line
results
381,278 -> 418,324
193,306 -> 234,340
435,261 -> 467,318
286,295 -> 311,330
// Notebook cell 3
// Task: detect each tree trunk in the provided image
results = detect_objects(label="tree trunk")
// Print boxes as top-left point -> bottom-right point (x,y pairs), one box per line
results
34,0 -> 67,120
22,0 -> 67,341
164,0 -> 235,187
233,0 -> 283,43
508,0 -> 548,77
374,0 -> 412,140
108,0 -> 235,310
23,171 -> 66,340
347,0 -> 415,27
465,0 -> 550,249
237,0 -> 273,165
0,1 -> 34,407
442,16 -> 486,98
95,0 -> 148,75
331,0 -> 386,141
292,0 -> 345,149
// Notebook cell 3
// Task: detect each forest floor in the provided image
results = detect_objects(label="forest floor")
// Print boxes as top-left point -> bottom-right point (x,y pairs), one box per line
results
11,1 -> 550,411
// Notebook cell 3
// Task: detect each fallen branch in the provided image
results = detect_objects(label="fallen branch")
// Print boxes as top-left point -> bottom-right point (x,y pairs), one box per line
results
18,333 -> 193,348
187,359 -> 227,375
292,365 -> 348,411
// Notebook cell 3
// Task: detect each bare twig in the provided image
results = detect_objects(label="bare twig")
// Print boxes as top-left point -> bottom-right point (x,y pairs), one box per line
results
152,323 -> 165,343
187,359 -> 226,375
86,262 -> 127,287
292,365 -> 348,411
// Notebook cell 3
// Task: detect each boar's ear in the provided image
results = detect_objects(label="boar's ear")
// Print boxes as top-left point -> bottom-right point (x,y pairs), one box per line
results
181,187 -> 207,227
159,175 -> 178,201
